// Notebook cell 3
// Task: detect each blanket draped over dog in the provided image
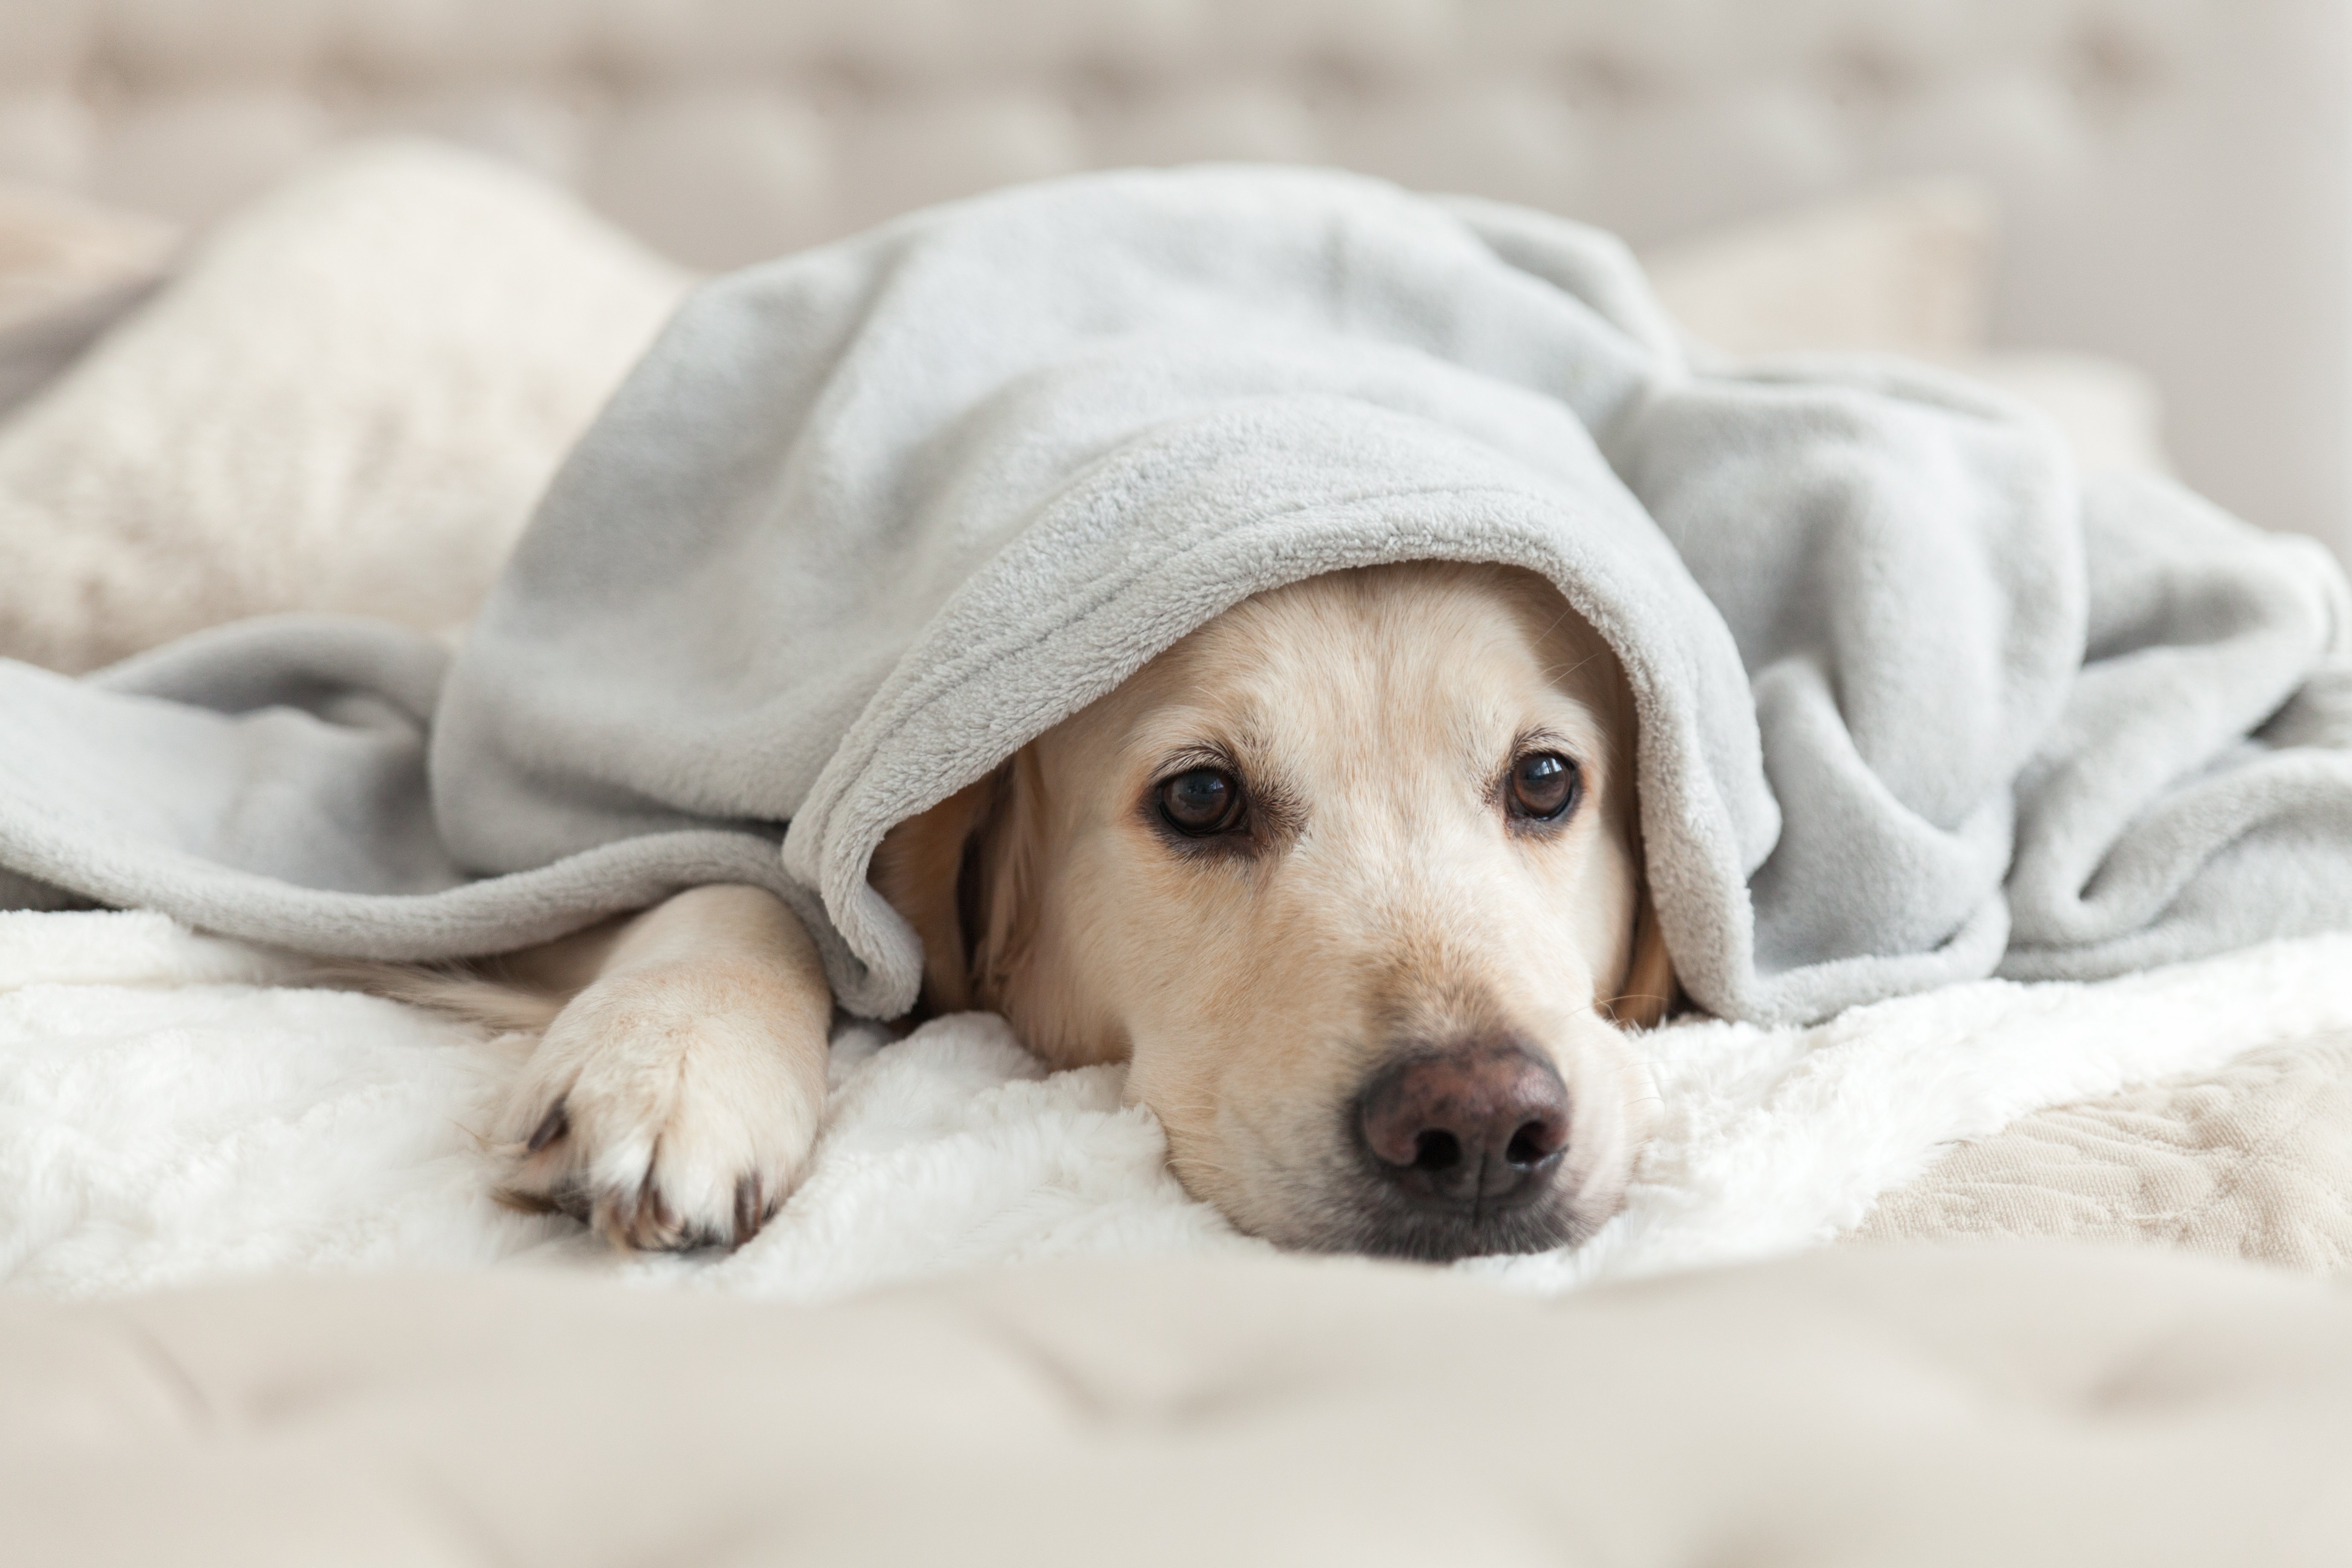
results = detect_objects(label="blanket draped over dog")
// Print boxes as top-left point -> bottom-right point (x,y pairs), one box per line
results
5,166 -> 2352,1025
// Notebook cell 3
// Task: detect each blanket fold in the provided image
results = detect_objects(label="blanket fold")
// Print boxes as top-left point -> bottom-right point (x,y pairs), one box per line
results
4,165 -> 2350,1023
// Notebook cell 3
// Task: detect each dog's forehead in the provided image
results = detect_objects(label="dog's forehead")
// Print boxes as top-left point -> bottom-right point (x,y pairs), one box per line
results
1107,565 -> 1616,767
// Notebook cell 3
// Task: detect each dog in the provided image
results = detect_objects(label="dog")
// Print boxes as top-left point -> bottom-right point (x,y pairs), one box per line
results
394,560 -> 1673,1262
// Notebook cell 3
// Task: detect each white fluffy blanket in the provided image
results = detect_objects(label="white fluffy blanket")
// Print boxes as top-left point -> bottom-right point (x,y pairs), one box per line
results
8,906 -> 2349,1301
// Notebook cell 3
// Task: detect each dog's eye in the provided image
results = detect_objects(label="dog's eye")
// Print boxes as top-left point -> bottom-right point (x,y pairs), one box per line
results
1508,752 -> 1581,822
1159,768 -> 1243,835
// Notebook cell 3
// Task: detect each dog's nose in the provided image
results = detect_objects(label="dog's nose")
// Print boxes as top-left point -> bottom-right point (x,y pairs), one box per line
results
1357,1044 -> 1570,1211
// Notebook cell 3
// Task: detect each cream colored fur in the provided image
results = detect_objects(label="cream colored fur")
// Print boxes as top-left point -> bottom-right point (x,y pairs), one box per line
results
449,564 -> 1665,1256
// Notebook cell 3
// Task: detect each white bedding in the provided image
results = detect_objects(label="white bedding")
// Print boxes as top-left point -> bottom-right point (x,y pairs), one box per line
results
8,906 -> 2349,1301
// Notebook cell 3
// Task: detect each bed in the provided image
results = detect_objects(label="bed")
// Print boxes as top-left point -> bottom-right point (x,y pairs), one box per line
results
5,3 -> 2352,1560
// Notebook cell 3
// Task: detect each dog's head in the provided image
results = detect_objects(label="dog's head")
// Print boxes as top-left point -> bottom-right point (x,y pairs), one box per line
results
872,562 -> 1670,1260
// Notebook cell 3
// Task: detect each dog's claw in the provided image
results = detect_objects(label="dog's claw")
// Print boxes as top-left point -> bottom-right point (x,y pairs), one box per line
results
526,1099 -> 569,1153
596,1170 -> 663,1252
733,1173 -> 767,1243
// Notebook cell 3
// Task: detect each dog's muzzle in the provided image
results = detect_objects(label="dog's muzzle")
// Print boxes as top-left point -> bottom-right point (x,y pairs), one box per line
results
1345,1039 -> 1577,1261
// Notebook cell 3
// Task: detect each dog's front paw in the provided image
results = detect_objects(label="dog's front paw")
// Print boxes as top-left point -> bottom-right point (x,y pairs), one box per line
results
495,958 -> 828,1251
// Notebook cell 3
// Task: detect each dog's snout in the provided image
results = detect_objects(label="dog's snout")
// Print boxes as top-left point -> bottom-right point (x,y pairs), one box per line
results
1357,1043 -> 1569,1211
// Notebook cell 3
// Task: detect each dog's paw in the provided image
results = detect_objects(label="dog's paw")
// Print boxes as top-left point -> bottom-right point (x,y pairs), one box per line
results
494,958 -> 827,1251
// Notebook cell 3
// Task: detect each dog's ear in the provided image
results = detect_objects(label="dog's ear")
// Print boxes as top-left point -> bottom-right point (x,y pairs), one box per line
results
1587,653 -> 1675,1030
868,750 -> 1047,1015
870,776 -> 993,1013
1604,881 -> 1678,1030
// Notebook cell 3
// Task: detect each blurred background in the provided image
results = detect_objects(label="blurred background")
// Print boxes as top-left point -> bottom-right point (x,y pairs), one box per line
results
3,0 -> 2348,561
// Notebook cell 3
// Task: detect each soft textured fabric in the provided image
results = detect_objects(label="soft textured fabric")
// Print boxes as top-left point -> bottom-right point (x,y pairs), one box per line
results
1855,1029 -> 2352,1274
0,177 -> 175,334
10,908 -> 2352,1302
0,179 -> 175,423
1643,178 -> 1998,359
4,164 -> 2351,1025
6,1246 -> 2352,1568
0,142 -> 691,674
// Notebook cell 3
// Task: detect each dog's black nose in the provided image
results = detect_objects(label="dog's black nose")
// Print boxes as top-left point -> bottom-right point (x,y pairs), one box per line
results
1357,1044 -> 1570,1212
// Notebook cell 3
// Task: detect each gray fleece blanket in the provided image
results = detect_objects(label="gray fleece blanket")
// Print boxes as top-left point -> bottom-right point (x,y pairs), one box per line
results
6,167 -> 2352,1026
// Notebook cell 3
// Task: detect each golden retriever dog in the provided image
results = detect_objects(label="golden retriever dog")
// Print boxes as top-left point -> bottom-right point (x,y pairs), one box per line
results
405,561 -> 1673,1262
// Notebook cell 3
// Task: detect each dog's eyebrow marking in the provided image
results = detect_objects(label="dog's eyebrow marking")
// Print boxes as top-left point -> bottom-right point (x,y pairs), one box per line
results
1523,684 -> 1621,769
1152,742 -> 1241,781
1512,725 -> 1581,756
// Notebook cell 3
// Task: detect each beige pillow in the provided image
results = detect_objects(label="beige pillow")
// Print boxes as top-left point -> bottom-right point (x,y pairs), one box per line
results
1950,349 -> 2170,475
0,179 -> 178,333
0,141 -> 693,673
1643,180 -> 2170,475
0,181 -> 179,420
1643,178 -> 1998,358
